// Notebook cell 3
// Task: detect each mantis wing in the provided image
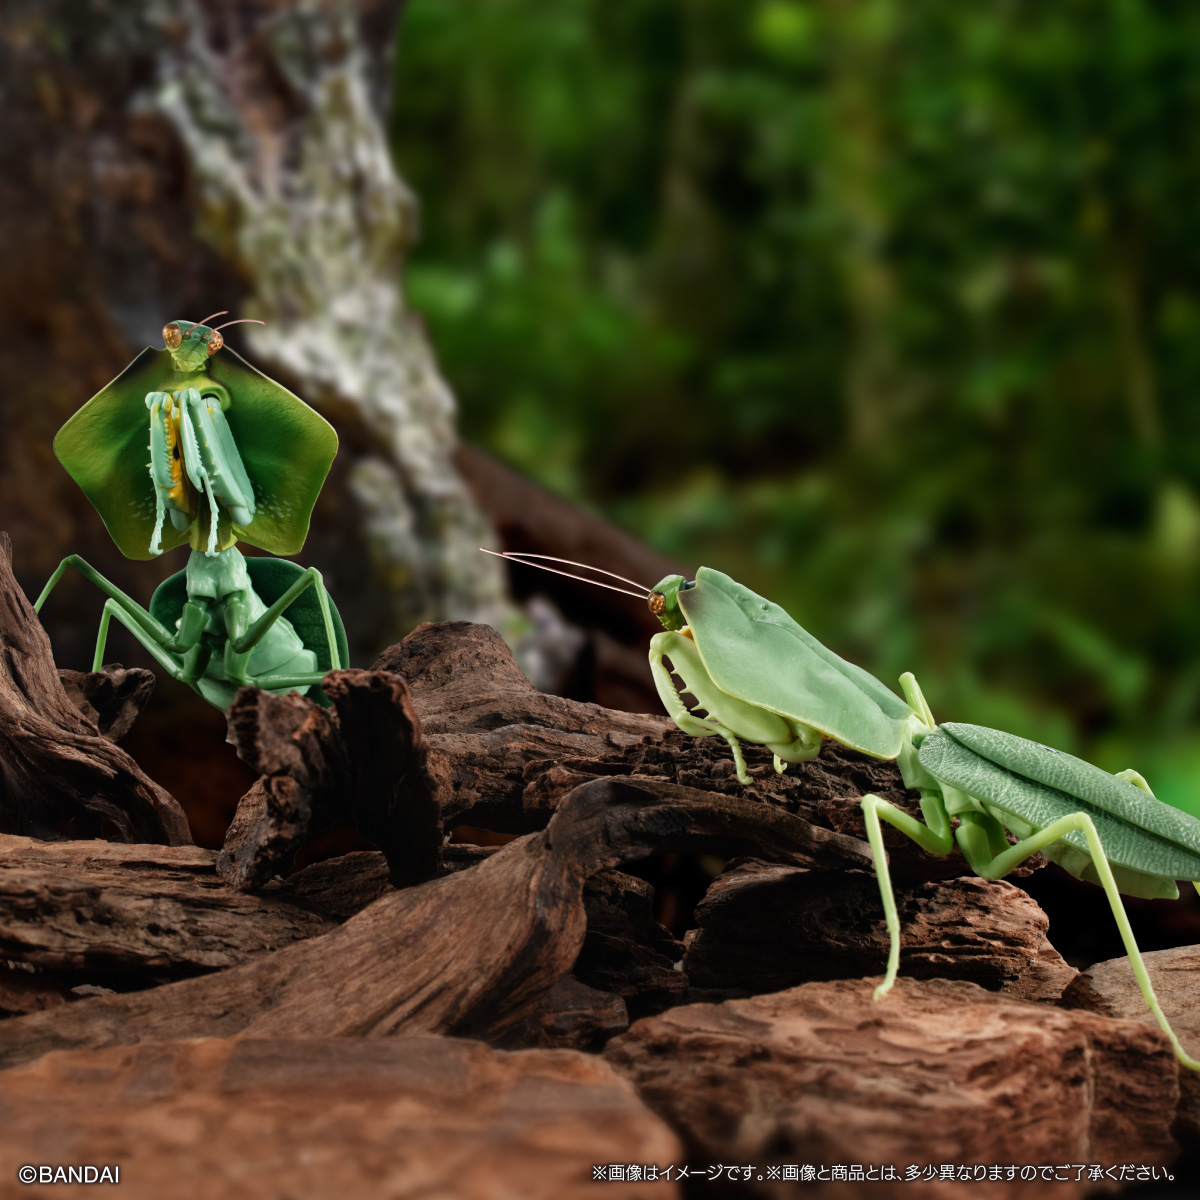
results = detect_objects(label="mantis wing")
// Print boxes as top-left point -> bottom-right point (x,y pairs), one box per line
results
919,724 -> 1200,891
678,567 -> 915,758
55,347 -> 337,560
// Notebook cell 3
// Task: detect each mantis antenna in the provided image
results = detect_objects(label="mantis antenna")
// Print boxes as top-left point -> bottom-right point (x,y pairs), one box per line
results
192,311 -> 229,330
211,318 -> 267,333
481,548 -> 651,600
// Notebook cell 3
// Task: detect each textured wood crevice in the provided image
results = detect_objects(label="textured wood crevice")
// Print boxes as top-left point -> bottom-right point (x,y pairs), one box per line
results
0,534 -> 190,846
219,668 -> 440,892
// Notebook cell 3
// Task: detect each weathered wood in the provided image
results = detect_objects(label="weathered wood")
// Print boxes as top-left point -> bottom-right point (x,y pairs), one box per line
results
682,858 -> 1061,994
0,834 -> 336,975
1062,944 -> 1200,1145
606,977 -> 1180,1199
576,870 -> 688,1018
0,1036 -> 682,1200
0,534 -> 190,845
538,976 -> 630,1050
0,775 -> 867,1067
58,666 -> 155,743
219,669 -> 440,892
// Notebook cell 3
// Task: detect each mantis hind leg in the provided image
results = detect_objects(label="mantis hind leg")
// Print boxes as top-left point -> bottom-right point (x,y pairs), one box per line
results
955,810 -> 1200,1071
859,792 -> 956,999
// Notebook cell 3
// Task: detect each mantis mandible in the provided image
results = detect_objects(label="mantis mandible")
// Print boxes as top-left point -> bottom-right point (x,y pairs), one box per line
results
486,549 -> 1200,1070
36,315 -> 347,709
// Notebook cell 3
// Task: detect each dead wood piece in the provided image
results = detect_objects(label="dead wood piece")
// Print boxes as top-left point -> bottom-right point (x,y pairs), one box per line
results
576,870 -> 687,1017
0,1035 -> 682,1200
0,834 -> 336,975
998,934 -> 1077,1003
1062,944 -> 1200,1145
57,665 -> 155,742
0,533 -> 190,845
0,962 -> 71,1018
0,775 -> 868,1068
275,850 -> 394,920
538,976 -> 630,1049
682,858 -> 1053,993
220,668 -> 440,892
606,977 -> 1180,1199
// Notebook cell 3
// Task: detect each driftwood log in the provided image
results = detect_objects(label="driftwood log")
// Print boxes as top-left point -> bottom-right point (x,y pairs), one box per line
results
1,601 -> 1198,1192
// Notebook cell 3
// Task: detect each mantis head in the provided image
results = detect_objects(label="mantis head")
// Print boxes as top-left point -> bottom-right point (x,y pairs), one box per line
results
647,575 -> 692,632
162,311 -> 265,372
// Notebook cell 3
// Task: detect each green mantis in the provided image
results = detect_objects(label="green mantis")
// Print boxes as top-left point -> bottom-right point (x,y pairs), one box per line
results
36,315 -> 347,709
488,550 -> 1200,1071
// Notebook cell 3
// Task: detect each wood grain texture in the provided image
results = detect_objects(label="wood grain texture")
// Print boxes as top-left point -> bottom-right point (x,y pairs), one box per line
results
0,534 -> 190,845
607,977 -> 1181,1199
0,1036 -> 682,1200
0,775 -> 866,1068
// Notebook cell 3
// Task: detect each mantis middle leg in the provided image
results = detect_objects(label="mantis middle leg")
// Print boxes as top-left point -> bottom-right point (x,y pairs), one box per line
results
862,792 -> 1200,1070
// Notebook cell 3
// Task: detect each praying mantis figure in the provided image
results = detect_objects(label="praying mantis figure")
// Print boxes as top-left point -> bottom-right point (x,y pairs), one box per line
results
487,549 -> 1200,1071
37,314 -> 348,709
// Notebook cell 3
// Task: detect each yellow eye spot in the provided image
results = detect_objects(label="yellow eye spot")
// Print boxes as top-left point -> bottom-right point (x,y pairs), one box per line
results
163,323 -> 182,350
206,330 -> 224,356
648,592 -> 666,617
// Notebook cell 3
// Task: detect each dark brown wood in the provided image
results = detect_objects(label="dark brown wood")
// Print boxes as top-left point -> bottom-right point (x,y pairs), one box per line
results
0,775 -> 868,1068
681,857 -> 1060,994
538,976 -> 630,1050
606,977 -> 1181,1196
0,834 -> 337,976
58,666 -> 156,742
219,669 -> 440,892
0,534 -> 190,845
576,870 -> 688,1018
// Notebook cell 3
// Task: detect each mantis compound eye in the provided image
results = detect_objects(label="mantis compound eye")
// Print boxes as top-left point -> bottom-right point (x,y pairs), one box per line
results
648,592 -> 666,617
205,330 -> 224,355
162,323 -> 183,350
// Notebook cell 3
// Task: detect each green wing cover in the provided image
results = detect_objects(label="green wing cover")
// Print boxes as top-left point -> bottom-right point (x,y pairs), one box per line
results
678,567 -> 914,758
919,724 -> 1200,879
55,347 -> 337,560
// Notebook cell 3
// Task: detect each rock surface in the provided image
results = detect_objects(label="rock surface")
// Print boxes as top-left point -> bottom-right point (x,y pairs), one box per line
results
606,977 -> 1180,1198
0,1036 -> 681,1199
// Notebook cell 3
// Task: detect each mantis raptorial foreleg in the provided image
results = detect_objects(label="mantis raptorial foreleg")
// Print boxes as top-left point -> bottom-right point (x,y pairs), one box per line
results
650,629 -> 822,785
862,792 -> 1200,1071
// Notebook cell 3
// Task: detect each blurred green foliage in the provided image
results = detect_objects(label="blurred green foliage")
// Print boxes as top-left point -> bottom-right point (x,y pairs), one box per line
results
393,0 -> 1200,815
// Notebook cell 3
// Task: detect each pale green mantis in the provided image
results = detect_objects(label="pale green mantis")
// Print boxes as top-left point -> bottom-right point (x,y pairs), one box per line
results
37,315 -> 347,710
488,549 -> 1200,1071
